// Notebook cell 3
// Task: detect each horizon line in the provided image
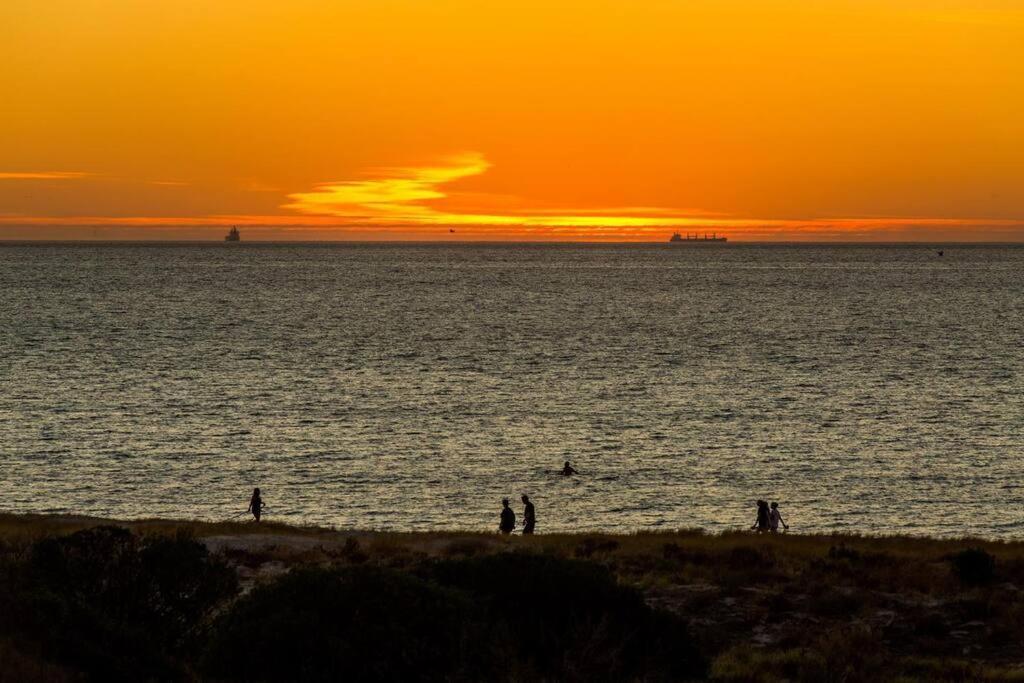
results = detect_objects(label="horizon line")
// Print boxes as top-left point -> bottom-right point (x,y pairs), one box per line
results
3,238 -> 1024,245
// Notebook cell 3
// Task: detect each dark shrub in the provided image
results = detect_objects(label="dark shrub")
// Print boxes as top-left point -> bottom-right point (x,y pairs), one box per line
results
442,537 -> 490,558
726,545 -> 773,569
137,532 -> 243,636
207,556 -> 703,682
810,624 -> 886,681
808,588 -> 863,619
663,543 -> 709,564
828,544 -> 862,562
337,537 -> 368,563
29,526 -> 139,603
574,537 -> 620,558
430,554 -> 704,681
0,637 -> 74,682
949,548 -> 995,586
0,526 -> 237,681
763,590 -> 795,619
712,625 -> 883,682
29,526 -> 237,644
205,566 -> 472,682
915,611 -> 948,638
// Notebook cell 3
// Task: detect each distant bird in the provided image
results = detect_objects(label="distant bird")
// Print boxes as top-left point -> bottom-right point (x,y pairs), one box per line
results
937,250 -> 944,257
449,229 -> 455,233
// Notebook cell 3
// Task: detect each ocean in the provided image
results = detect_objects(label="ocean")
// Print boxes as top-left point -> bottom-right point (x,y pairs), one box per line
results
1,242 -> 1022,536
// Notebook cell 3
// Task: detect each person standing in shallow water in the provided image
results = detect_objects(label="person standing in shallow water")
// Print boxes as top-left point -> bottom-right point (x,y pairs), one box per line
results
521,495 -> 536,535
248,488 -> 264,522
499,498 -> 516,534
560,461 -> 578,476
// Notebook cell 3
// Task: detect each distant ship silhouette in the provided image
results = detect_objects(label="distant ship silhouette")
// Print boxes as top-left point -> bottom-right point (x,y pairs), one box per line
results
225,226 -> 240,242
669,231 -> 726,243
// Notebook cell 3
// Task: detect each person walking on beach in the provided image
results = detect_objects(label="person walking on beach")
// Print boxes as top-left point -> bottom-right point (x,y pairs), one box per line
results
499,498 -> 516,534
751,500 -> 770,533
248,488 -> 264,523
521,495 -> 536,535
560,461 -> 578,476
769,502 -> 788,533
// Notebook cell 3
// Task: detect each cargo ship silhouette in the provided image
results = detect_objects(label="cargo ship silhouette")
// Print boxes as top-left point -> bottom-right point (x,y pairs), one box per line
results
669,232 -> 726,243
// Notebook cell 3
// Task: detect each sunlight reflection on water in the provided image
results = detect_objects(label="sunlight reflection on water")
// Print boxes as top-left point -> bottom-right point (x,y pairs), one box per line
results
1,243 -> 1022,537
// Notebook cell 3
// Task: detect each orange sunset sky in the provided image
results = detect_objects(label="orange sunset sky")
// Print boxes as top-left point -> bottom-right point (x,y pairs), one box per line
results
2,0 -> 1023,241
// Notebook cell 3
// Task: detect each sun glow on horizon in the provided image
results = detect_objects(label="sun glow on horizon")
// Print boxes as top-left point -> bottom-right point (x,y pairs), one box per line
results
2,0 -> 1023,241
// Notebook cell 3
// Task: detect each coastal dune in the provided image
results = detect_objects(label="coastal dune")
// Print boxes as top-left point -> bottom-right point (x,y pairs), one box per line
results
3,513 -> 1024,681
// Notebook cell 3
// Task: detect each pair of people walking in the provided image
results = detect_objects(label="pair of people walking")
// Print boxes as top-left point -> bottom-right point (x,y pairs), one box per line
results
500,495 -> 536,535
753,500 -> 788,533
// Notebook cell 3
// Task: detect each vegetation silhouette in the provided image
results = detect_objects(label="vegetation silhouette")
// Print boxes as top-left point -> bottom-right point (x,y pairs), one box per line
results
1,526 -> 236,681
205,555 -> 702,682
5,519 -> 1024,681
949,547 -> 996,586
205,566 -> 471,682
426,553 -> 703,681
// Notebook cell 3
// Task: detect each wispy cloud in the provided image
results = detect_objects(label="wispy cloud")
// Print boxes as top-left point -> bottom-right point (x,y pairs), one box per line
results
0,171 -> 91,180
284,152 -> 491,219
284,153 -> 731,229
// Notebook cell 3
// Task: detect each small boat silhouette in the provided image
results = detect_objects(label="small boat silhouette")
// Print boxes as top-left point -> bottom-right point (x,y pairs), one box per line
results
225,227 -> 240,242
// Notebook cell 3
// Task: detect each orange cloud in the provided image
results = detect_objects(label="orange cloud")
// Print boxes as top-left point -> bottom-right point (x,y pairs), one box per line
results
284,153 -> 734,229
283,152 -> 491,220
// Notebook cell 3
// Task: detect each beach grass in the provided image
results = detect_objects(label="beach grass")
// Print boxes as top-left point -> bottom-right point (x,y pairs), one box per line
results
3,513 -> 1024,681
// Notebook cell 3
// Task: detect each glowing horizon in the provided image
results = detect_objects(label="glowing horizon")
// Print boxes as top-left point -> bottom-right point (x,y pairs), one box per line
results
2,0 -> 1023,242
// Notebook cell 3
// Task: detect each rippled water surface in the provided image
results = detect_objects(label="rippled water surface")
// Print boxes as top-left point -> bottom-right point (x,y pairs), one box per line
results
2,243 -> 1022,536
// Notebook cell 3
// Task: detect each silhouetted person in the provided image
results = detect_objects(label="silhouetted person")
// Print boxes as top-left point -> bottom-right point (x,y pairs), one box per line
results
937,250 -> 944,256
560,461 -> 578,476
521,495 -> 536,535
769,502 -> 788,533
248,488 -> 264,522
751,500 -> 770,533
499,498 -> 516,534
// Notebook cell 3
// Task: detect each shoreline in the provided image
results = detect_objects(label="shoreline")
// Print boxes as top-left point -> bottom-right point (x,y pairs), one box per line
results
6,511 -> 1024,546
